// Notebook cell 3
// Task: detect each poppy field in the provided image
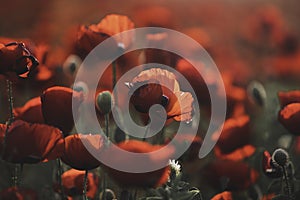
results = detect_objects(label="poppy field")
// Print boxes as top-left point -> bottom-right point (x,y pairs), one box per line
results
1,0 -> 300,200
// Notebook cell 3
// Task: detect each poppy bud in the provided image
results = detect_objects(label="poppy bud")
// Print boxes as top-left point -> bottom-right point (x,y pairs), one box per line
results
96,91 -> 113,115
272,148 -> 289,168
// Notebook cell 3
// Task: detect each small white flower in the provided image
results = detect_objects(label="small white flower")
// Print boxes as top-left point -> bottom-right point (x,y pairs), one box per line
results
169,159 -> 181,177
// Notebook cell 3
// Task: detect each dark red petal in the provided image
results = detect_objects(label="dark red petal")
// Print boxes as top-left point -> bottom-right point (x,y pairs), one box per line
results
2,120 -> 64,164
41,86 -> 83,136
61,134 -> 101,170
13,97 -> 44,124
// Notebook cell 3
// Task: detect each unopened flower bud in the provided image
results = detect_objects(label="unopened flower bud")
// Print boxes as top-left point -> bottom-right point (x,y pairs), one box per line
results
96,91 -> 113,115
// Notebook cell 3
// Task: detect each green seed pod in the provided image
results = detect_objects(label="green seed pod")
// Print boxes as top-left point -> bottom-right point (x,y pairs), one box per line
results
96,91 -> 112,115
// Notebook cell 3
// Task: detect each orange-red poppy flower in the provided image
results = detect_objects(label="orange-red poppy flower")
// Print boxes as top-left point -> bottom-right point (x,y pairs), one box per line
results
72,14 -> 134,60
1,120 -> 64,164
0,187 -> 37,200
128,68 -> 194,123
215,144 -> 256,161
56,169 -> 99,199
41,86 -> 84,135
0,42 -> 39,79
61,134 -> 102,170
212,115 -> 250,154
102,140 -> 174,188
96,14 -> 135,50
278,103 -> 300,135
211,191 -> 232,200
205,160 -> 259,191
72,25 -> 118,60
13,96 -> 44,124
278,90 -> 300,108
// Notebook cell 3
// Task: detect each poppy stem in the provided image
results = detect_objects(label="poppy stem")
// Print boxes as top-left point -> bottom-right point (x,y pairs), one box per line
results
142,125 -> 150,142
104,114 -> 110,145
57,159 -> 66,200
112,61 -> 118,106
282,166 -> 293,199
83,170 -> 88,200
6,79 -> 14,123
102,173 -> 107,200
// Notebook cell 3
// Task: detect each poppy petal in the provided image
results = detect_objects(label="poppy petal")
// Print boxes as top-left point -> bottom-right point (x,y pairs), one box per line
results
41,86 -> 84,135
278,103 -> 300,135
2,120 -> 64,164
61,134 -> 102,170
13,97 -> 44,124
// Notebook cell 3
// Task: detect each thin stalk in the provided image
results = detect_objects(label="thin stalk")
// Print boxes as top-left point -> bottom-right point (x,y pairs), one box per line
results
282,166 -> 293,199
83,170 -> 88,200
57,159 -> 66,200
112,61 -> 118,106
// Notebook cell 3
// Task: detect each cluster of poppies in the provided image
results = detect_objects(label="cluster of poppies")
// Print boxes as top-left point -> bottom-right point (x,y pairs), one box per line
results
1,1 -> 300,200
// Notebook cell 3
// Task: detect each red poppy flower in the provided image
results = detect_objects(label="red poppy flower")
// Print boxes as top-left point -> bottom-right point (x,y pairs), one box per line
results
278,103 -> 300,135
215,145 -> 256,161
41,86 -> 84,135
0,187 -> 38,200
241,5 -> 285,46
96,14 -> 135,50
128,68 -> 194,123
206,160 -> 259,190
61,134 -> 102,170
72,25 -> 118,60
0,42 -> 39,79
13,97 -> 44,124
1,120 -> 64,164
278,90 -> 300,108
102,140 -> 174,188
212,115 -> 250,154
211,191 -> 232,200
56,169 -> 99,199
